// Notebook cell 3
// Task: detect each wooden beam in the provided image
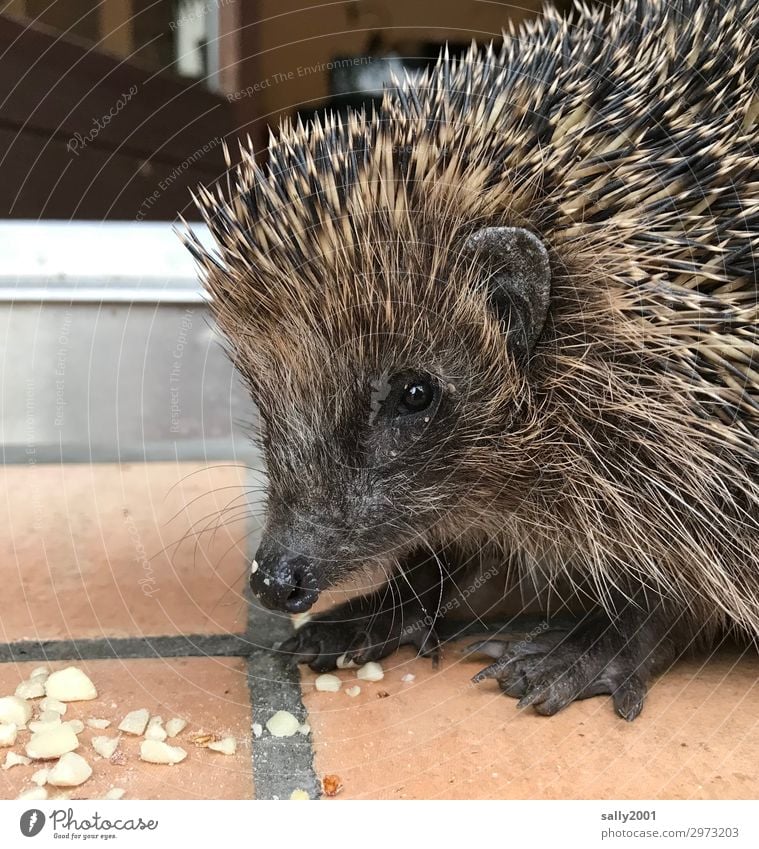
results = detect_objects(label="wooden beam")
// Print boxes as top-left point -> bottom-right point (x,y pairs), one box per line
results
1,0 -> 26,18
99,0 -> 133,58
0,15 -> 234,219
217,0 -> 263,148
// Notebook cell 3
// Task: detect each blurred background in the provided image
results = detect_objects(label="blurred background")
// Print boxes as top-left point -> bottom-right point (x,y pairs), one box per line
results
0,0 -> 573,464
1,0 -> 575,221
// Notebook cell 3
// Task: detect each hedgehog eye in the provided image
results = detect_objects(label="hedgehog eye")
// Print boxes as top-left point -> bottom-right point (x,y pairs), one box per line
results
397,379 -> 435,416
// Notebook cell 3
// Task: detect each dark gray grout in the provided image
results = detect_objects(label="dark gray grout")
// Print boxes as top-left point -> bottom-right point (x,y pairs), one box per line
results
242,474 -> 323,799
0,633 -> 254,662
246,644 -> 322,800
0,615 -> 567,663
0,614 -> 568,663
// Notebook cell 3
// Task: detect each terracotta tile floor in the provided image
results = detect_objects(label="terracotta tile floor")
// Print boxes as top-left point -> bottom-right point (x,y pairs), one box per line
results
302,646 -> 759,800
0,463 -> 252,641
0,657 -> 252,800
0,462 -> 758,800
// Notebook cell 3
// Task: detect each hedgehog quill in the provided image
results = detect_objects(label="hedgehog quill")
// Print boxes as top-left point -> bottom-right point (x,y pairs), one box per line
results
186,0 -> 758,720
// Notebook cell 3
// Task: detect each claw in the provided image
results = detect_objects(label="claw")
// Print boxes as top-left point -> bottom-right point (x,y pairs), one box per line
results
471,652 -> 521,683
517,686 -> 548,710
532,694 -> 570,716
612,673 -> 647,721
344,631 -> 374,665
462,638 -> 511,660
418,628 -> 442,668
471,663 -> 498,684
278,635 -> 310,663
271,599 -> 449,675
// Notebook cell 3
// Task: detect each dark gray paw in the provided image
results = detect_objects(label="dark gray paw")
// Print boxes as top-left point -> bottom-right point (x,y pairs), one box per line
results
279,605 -> 440,672
469,619 -> 655,721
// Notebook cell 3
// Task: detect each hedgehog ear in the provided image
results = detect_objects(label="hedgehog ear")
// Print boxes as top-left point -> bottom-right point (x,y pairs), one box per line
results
464,227 -> 551,359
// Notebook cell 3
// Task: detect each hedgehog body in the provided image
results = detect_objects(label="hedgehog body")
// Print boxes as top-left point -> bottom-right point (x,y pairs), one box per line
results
189,0 -> 758,716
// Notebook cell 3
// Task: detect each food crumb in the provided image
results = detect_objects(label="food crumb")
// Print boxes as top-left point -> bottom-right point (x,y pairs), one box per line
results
265,711 -> 300,738
15,678 -> 46,700
165,718 -> 187,738
92,735 -> 120,759
207,737 -> 237,755
44,667 -> 98,702
118,708 -> 150,736
322,774 -> 343,797
103,788 -> 126,800
190,732 -> 220,747
314,674 -> 341,692
357,662 -> 384,682
140,739 -> 187,765
3,751 -> 31,770
31,767 -> 50,786
47,752 -> 93,787
17,786 -> 48,800
290,789 -> 310,800
0,722 -> 18,747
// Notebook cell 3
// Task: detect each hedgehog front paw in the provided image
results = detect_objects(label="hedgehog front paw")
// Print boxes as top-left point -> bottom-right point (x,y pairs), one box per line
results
278,602 -> 440,673
469,614 -> 665,721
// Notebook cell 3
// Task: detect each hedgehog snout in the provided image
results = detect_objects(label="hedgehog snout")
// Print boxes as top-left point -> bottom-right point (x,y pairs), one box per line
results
250,543 -> 322,613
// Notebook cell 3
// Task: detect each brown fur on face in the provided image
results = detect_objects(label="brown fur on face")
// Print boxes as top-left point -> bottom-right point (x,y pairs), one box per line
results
186,0 -> 759,635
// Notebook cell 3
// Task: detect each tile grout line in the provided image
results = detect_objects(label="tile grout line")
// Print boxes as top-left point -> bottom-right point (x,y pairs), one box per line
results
0,633 -> 255,662
243,467 -> 322,800
245,630 -> 322,800
0,617 -> 546,663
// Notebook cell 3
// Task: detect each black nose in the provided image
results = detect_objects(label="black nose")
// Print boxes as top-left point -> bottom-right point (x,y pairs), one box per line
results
250,552 -> 320,613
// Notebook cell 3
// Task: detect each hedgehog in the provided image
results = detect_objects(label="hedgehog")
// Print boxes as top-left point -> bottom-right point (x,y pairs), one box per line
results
185,0 -> 758,720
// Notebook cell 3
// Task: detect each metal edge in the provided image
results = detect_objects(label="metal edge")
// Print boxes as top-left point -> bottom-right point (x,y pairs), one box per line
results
1,441 -> 260,465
